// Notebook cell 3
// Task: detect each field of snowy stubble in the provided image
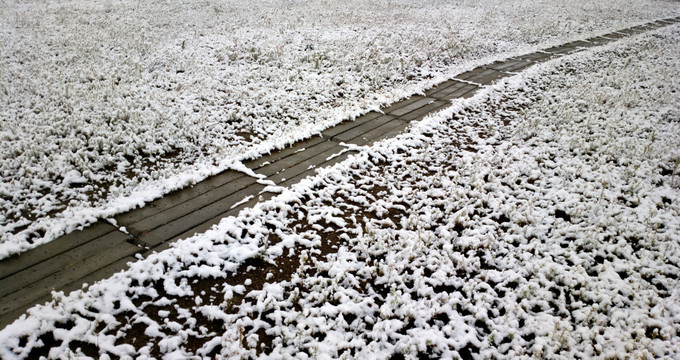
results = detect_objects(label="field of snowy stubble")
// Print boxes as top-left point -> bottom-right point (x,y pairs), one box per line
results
2,21 -> 679,360
2,0 -> 680,257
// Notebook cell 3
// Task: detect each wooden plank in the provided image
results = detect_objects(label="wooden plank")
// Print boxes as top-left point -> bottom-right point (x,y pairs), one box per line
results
0,222 -> 116,280
0,241 -> 140,316
153,150 -> 359,255
266,144 -> 349,184
125,175 -> 259,235
514,51 -> 556,63
380,95 -> 427,115
332,115 -> 396,143
454,67 -> 488,81
345,118 -> 408,146
0,256 -> 136,329
655,19 -> 673,25
135,183 -> 266,248
543,45 -> 581,55
430,80 -> 477,99
483,61 -> 514,71
245,136 -> 326,170
500,60 -> 534,73
601,31 -> 629,39
116,170 -> 245,226
625,25 -> 650,33
0,294 -> 52,329
387,97 -> 438,117
440,84 -> 480,100
59,256 -> 137,295
485,59 -> 532,72
454,68 -> 511,85
0,231 -> 132,296
361,119 -> 410,145
278,150 -> 359,188
321,112 -> 383,139
584,36 -> 614,45
399,100 -> 449,121
142,192 -> 279,257
370,125 -> 411,145
256,140 -> 340,177
424,79 -> 460,97
466,68 -> 512,85
562,40 -> 592,48
317,149 -> 359,171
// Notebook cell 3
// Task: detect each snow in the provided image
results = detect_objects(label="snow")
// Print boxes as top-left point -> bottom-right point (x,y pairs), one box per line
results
1,20 -> 679,359
2,0 -> 679,257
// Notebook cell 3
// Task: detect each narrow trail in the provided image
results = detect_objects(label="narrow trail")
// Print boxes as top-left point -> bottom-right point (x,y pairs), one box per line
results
1,17 -> 679,359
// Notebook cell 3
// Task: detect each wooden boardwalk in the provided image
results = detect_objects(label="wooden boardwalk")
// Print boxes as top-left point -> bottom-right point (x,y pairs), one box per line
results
1,17 -> 678,328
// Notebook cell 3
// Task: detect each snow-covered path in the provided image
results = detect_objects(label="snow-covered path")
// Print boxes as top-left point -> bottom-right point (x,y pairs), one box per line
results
3,0 -> 680,258
1,20 -> 679,360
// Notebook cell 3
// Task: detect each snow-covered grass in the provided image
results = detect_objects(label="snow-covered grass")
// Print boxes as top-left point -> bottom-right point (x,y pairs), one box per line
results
2,21 -> 679,359
2,0 -> 679,257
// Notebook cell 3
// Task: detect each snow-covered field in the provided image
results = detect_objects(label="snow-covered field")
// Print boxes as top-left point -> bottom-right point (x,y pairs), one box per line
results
2,21 -> 679,359
2,0 -> 680,257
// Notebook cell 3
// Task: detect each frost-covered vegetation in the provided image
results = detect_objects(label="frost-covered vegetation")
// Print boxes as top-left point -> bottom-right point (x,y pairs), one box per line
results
2,0 -> 679,257
1,22 -> 679,359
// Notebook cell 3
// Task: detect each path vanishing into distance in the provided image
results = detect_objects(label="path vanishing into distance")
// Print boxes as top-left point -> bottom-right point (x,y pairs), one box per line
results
1,17 -> 679,329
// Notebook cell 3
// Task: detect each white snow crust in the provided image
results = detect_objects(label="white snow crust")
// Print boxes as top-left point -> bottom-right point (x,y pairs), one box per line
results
1,22 -> 679,359
2,0 -> 679,257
